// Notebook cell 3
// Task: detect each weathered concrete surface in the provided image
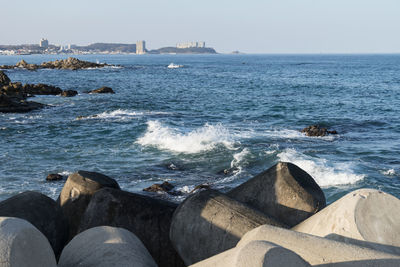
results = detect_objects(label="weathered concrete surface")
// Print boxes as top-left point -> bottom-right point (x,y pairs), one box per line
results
79,188 -> 184,267
238,224 -> 400,266
0,191 -> 68,258
57,171 -> 120,240
170,189 -> 286,265
58,226 -> 157,267
228,162 -> 326,227
292,189 -> 400,254
0,217 -> 57,267
190,240 -> 310,267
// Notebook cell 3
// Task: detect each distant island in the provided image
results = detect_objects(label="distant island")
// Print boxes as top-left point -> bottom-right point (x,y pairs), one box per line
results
0,40 -> 217,55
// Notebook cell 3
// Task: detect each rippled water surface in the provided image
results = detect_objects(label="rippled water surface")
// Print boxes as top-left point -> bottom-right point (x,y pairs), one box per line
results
1,54 -> 399,203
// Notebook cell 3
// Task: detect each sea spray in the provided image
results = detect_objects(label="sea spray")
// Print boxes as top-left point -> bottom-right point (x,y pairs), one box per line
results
136,120 -> 236,153
277,148 -> 365,187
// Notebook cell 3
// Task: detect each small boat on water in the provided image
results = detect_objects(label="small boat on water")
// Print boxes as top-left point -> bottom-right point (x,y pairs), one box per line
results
168,63 -> 183,69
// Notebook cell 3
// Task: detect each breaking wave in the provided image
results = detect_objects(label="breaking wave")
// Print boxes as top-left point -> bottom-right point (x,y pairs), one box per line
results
277,148 -> 365,187
136,120 -> 236,153
76,109 -> 169,121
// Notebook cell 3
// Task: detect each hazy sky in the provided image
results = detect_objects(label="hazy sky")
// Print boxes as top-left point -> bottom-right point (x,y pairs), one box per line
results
1,0 -> 399,53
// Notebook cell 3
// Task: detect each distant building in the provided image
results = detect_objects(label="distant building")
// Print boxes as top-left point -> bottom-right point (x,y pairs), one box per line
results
176,41 -> 205,49
40,38 -> 49,48
136,40 -> 146,54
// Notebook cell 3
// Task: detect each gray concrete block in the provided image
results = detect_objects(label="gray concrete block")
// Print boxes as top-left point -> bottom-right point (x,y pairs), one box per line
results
58,226 -> 157,267
190,240 -> 311,267
0,191 -> 68,258
79,188 -> 184,267
0,216 -> 57,267
238,224 -> 400,266
170,189 -> 286,265
228,162 -> 326,227
57,170 -> 120,239
292,189 -> 400,254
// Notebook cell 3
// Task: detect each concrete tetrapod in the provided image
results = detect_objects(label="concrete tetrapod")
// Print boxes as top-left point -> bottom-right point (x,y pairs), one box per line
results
237,224 -> 400,266
57,170 -> 120,239
78,188 -> 184,267
190,240 -> 310,267
58,226 -> 157,267
170,189 -> 286,265
228,162 -> 326,227
292,189 -> 400,255
0,217 -> 57,267
0,191 -> 69,258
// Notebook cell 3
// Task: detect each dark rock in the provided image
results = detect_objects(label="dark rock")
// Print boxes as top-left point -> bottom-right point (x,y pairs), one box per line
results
23,83 -> 62,95
189,184 -> 211,194
0,94 -> 44,113
0,71 -> 11,86
0,82 -> 27,100
143,181 -> 174,193
60,90 -> 78,97
0,191 -> 69,259
228,162 -> 326,227
0,57 -> 111,70
89,86 -> 115,94
301,125 -> 338,137
57,171 -> 120,240
170,189 -> 286,265
79,188 -> 185,267
217,166 -> 240,175
46,173 -> 64,181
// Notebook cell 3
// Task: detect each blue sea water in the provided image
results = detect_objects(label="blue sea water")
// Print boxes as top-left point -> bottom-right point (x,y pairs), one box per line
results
0,54 -> 399,203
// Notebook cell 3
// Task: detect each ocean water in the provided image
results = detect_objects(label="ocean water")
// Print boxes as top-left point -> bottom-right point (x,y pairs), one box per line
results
0,54 -> 399,203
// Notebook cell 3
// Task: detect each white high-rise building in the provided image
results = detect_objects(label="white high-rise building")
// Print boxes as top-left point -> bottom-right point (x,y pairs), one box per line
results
40,38 -> 49,48
136,40 -> 146,54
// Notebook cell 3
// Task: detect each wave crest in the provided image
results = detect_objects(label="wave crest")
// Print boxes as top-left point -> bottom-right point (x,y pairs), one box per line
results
277,148 -> 364,187
136,120 -> 235,153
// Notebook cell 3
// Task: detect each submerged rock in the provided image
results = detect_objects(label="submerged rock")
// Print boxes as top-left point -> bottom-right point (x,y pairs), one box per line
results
23,83 -> 62,95
46,173 -> 64,181
143,181 -> 175,193
89,86 -> 115,94
0,94 -> 44,113
301,125 -> 338,137
61,90 -> 78,97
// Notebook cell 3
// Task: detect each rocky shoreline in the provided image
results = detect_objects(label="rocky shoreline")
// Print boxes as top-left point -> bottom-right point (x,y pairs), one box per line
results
0,57 -> 112,70
0,162 -> 399,266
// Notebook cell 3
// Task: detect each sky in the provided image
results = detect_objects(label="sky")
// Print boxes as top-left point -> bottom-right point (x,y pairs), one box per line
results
1,0 -> 399,54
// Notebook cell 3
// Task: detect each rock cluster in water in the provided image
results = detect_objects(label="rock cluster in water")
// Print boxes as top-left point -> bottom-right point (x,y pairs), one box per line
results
0,163 -> 399,266
0,71 -> 114,113
301,125 -> 338,137
0,57 -> 111,70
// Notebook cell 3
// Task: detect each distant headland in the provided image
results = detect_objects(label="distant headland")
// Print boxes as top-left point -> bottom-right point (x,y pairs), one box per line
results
0,39 -> 217,55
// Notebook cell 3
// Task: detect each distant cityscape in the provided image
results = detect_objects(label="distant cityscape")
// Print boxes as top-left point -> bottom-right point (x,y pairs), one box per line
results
0,39 -> 217,55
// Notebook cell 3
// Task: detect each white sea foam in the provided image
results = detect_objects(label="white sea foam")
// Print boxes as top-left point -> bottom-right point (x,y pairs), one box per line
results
136,120 -> 235,153
277,148 -> 365,187
77,109 -> 169,121
229,148 -> 251,176
58,171 -> 72,177
262,128 -> 337,141
265,144 -> 280,155
382,169 -> 396,176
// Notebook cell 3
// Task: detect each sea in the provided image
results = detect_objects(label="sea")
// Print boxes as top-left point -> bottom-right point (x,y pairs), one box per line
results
0,54 -> 399,203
